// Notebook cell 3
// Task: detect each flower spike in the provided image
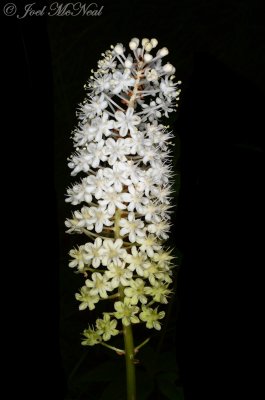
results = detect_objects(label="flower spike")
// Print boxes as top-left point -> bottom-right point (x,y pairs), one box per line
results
65,37 -> 181,350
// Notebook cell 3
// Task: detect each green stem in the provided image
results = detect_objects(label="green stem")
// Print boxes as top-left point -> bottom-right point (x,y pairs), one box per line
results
112,66 -> 145,395
123,323 -> 136,400
135,337 -> 150,353
100,342 -> 124,355
118,285 -> 137,399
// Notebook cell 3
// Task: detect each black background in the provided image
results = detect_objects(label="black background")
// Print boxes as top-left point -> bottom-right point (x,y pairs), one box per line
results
2,0 -> 264,399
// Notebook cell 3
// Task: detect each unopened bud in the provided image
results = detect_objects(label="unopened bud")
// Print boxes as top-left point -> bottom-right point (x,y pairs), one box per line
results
114,44 -> 124,55
144,53 -> 153,63
124,59 -> 132,68
151,38 -> 158,48
145,42 -> 153,52
158,47 -> 169,57
142,38 -> 149,47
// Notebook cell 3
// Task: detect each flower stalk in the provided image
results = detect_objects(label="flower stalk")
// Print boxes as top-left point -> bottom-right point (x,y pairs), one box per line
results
115,199 -> 136,399
65,37 -> 181,399
123,321 -> 136,400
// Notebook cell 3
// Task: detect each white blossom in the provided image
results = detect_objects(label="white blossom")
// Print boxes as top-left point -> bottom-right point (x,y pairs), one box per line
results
86,140 -> 107,168
111,70 -> 135,94
84,237 -> 104,268
103,162 -> 132,192
124,245 -> 148,275
122,184 -> 149,213
96,314 -> 119,341
66,179 -> 92,205
69,245 -> 88,271
91,112 -> 115,142
85,169 -> 109,200
99,187 -> 127,215
73,121 -> 98,146
75,286 -> 100,310
119,212 -> 145,243
101,238 -> 127,266
85,272 -> 111,299
88,206 -> 114,233
114,298 -> 140,326
73,206 -> 94,230
114,107 -> 141,137
103,138 -> 132,165
136,234 -> 162,257
65,37 -> 181,346
105,260 -> 133,288
124,278 -> 148,305
79,93 -> 108,119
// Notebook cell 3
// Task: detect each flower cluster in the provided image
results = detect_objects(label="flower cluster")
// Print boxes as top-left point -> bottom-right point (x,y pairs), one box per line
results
65,37 -> 180,347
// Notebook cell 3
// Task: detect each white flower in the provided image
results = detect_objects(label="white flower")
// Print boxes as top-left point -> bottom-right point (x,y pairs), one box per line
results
97,50 -> 116,72
141,99 -> 162,120
139,306 -> 165,330
147,219 -> 171,240
136,234 -> 162,257
114,298 -> 140,326
80,93 -> 108,119
124,278 -> 148,305
103,138 -> 131,165
105,260 -> 133,288
86,140 -> 107,168
85,169 -> 109,200
75,286 -> 100,310
111,70 -> 135,94
103,162 -> 131,192
91,74 -> 111,94
145,281 -> 171,304
138,146 -> 158,165
160,76 -> 178,98
122,184 -> 149,213
66,180 -> 92,205
93,112 -> 114,141
153,250 -> 175,267
137,169 -> 157,197
85,272 -> 111,299
124,246 -> 147,274
99,187 -> 126,215
96,314 -> 119,341
151,184 -> 173,204
145,68 -> 159,82
141,201 -> 162,222
65,216 -> 83,234
147,162 -> 171,185
84,237 -> 104,268
82,326 -> 101,346
129,130 -> 147,155
145,121 -> 168,144
114,107 -> 141,137
88,206 -> 114,233
73,206 -> 94,230
68,149 -> 93,176
122,160 -> 142,185
69,245 -> 88,271
73,121 -> 98,146
101,238 -> 127,266
141,260 -> 171,285
119,212 -> 145,243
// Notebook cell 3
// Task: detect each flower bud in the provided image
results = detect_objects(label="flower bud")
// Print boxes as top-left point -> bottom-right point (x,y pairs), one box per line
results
158,47 -> 169,57
151,38 -> 158,48
144,53 -> 153,63
141,38 -> 149,47
114,44 -> 124,55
